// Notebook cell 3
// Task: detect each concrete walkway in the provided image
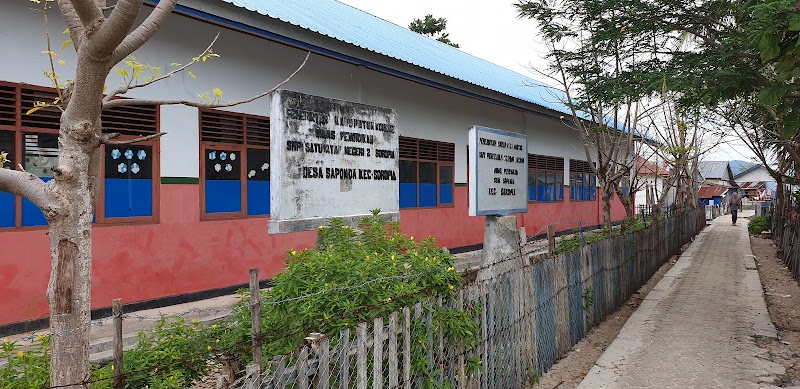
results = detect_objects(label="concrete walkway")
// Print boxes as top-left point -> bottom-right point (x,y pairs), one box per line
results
579,210 -> 790,388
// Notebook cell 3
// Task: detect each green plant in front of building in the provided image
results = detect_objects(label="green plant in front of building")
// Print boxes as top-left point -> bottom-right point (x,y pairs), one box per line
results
0,151 -> 8,168
0,211 -> 480,388
748,216 -> 770,235
225,209 -> 480,383
130,210 -> 481,387
555,217 -> 649,254
0,336 -> 50,389
555,228 -> 611,254
0,319 -> 219,389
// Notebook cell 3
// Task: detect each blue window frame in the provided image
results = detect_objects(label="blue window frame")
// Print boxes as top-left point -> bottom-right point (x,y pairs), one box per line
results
569,159 -> 597,201
200,110 -> 271,219
528,154 -> 564,203
399,136 -> 455,209
0,81 -> 160,228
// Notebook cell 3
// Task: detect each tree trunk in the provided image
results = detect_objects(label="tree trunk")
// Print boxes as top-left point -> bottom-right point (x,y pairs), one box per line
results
47,120 -> 101,388
601,183 -> 612,231
47,54 -> 107,388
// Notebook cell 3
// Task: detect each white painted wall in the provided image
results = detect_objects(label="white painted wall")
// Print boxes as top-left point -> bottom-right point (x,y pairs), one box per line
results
736,166 -> 774,183
0,1 -> 592,182
634,175 -> 664,212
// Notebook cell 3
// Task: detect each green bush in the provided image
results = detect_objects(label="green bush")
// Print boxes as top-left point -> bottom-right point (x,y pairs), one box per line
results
0,336 -> 49,389
748,216 -> 770,235
555,217 -> 649,254
0,210 -> 477,388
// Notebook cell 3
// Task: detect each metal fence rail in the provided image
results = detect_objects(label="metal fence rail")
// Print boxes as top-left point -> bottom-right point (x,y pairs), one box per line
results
230,207 -> 706,389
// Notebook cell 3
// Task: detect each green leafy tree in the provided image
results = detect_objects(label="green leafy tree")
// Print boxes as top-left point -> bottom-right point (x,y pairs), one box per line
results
516,0 -> 800,170
0,0 -> 307,386
409,14 -> 460,48
515,0 -> 653,228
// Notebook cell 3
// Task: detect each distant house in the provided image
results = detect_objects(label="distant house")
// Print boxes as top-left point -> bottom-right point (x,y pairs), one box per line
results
633,157 -> 669,213
730,161 -> 776,200
698,184 -> 728,206
697,161 -> 739,209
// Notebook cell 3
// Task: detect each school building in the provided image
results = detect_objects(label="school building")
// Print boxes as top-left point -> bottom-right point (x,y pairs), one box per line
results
0,0 -> 625,331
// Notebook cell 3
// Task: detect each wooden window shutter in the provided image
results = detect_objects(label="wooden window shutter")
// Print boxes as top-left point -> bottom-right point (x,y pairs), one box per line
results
437,142 -> 454,162
0,85 -> 15,128
529,154 -> 563,171
399,136 -> 417,159
245,116 -> 270,147
418,139 -> 438,161
102,105 -> 157,136
20,88 -> 60,131
570,159 -> 593,173
200,110 -> 245,144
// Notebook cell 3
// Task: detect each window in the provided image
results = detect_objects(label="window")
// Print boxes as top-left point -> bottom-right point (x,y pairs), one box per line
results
200,109 -> 270,219
0,81 -> 159,228
569,159 -> 596,201
100,104 -> 159,221
399,136 -> 454,208
527,154 -> 564,202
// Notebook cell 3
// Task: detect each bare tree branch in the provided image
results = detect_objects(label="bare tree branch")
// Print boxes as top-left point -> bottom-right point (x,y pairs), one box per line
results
99,131 -> 166,145
65,0 -> 103,35
56,0 -> 85,49
92,0 -> 145,57
103,33 -> 220,103
110,0 -> 179,65
0,168 -> 61,219
103,52 -> 311,110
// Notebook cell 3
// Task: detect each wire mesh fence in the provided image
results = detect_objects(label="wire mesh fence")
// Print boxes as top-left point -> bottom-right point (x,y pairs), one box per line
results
225,207 -> 706,389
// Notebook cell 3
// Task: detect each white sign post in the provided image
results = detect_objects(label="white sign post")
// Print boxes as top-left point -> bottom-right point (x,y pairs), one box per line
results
468,125 -> 528,281
269,90 -> 399,234
468,126 -> 528,216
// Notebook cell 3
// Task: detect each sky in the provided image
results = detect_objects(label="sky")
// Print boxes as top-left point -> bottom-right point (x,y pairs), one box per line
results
337,0 -> 549,76
337,0 -> 758,164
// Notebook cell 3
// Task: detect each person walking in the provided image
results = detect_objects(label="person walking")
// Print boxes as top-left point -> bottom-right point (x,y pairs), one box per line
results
729,191 -> 742,225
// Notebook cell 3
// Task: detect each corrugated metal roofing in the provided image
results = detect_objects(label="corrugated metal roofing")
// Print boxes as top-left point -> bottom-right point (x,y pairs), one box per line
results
218,0 -> 569,115
698,185 -> 728,199
698,161 -> 730,180
729,160 -> 760,178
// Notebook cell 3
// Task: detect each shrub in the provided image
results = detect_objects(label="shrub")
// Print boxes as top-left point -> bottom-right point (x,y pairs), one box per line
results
748,216 -> 770,235
0,210 -> 478,388
226,209 -> 475,367
0,336 -> 49,389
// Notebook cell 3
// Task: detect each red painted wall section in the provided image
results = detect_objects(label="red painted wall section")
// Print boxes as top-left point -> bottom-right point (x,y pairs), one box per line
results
0,184 -> 628,326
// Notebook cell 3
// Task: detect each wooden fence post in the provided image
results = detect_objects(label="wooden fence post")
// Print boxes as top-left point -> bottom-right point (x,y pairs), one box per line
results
547,224 -> 555,255
249,269 -> 263,372
305,332 -> 329,389
113,298 -> 124,389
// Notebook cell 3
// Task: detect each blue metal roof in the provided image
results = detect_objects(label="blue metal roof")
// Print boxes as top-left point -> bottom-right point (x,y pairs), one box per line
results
729,160 -> 760,178
218,0 -> 568,115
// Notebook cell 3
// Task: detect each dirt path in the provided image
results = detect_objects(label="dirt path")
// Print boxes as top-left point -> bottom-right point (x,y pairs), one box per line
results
751,236 -> 800,386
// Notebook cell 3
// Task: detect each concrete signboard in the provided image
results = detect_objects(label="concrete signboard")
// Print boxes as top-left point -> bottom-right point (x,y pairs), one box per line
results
468,126 -> 528,216
269,90 -> 399,233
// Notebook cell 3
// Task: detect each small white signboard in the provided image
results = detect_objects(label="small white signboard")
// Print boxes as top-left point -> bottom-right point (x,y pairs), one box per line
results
468,126 -> 528,216
269,90 -> 399,233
